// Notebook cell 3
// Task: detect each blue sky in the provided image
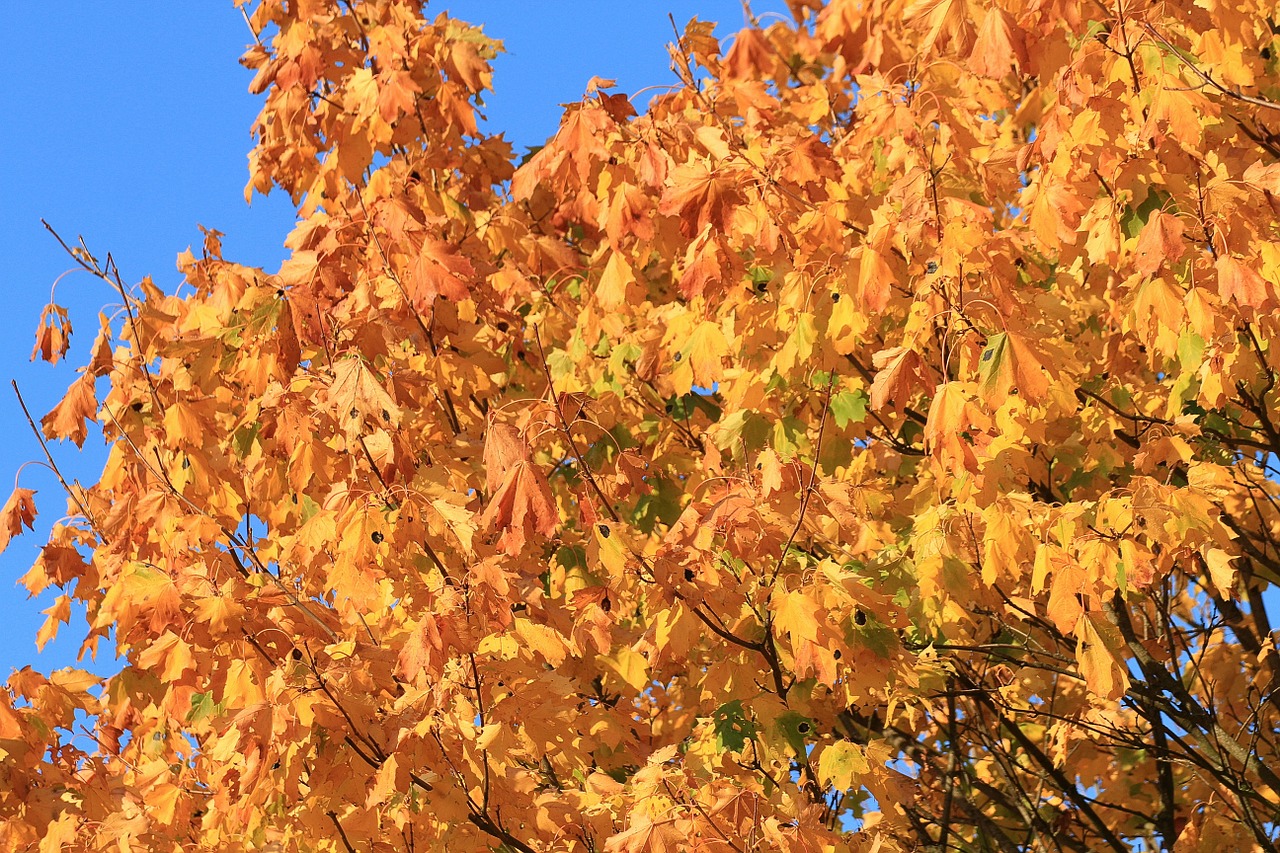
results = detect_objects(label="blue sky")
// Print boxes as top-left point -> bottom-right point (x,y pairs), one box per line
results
0,2 -> 785,678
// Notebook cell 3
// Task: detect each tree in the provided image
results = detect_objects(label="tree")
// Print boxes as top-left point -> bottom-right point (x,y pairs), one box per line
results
4,0 -> 1280,849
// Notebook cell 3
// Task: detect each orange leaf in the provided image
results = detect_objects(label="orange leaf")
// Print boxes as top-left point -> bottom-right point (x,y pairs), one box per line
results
1132,210 -> 1185,276
480,422 -> 557,555
411,238 -> 474,308
1216,254 -> 1271,308
659,161 -> 741,237
0,488 -> 37,555
41,372 -> 97,447
969,7 -> 1026,78
870,346 -> 927,413
31,303 -> 72,365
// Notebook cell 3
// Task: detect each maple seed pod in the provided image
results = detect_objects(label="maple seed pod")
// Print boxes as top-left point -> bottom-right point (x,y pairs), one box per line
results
673,352 -> 682,362
926,261 -> 939,275
371,531 -> 384,544
831,292 -> 840,302
854,609 -> 867,626
833,649 -> 842,660
601,596 -> 611,612
597,523 -> 610,538
684,568 -> 696,582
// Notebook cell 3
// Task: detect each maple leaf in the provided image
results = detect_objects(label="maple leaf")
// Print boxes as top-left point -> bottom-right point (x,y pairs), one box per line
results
969,6 -> 1026,78
1132,210 -> 1185,276
377,68 -> 420,123
1216,254 -> 1271,308
327,356 -> 401,436
0,488 -> 37,555
30,303 -> 72,365
870,346 -> 927,413
605,814 -> 684,853
772,588 -> 821,645
479,422 -> 557,555
905,0 -> 975,55
659,160 -> 742,237
410,237 -> 474,308
925,382 -> 989,474
41,371 -> 97,447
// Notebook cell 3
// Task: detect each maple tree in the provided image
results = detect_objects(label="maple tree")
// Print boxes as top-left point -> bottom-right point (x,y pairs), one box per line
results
6,0 -> 1280,850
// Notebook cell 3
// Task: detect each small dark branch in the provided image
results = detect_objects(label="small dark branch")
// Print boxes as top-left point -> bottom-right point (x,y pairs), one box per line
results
42,223 -> 165,414
1144,24 -> 1280,113
439,387 -> 463,436
682,598 -> 764,652
533,326 -> 620,525
327,810 -> 357,853
664,779 -> 745,853
1074,385 -> 1168,426
311,664 -> 387,763
357,433 -> 398,505
11,380 -> 104,540
1236,119 -> 1280,161
466,812 -> 538,853
938,677 -> 960,852
772,375 -> 836,584
1115,1 -> 1143,94
959,669 -> 1131,853
1093,169 -> 1116,199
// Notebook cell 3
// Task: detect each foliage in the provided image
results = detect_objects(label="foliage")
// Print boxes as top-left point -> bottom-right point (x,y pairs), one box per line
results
5,0 -> 1280,850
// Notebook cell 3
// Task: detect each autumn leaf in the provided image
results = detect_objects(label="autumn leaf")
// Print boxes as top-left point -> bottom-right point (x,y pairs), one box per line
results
41,372 -> 97,447
969,6 -> 1026,78
410,237 -> 474,308
870,346 -> 927,413
1132,210 -> 1185,276
31,303 -> 72,364
479,421 -> 557,555
605,814 -> 683,853
327,356 -> 401,436
658,160 -> 742,236
818,741 -> 870,791
0,487 -> 37,555
1216,254 -> 1271,308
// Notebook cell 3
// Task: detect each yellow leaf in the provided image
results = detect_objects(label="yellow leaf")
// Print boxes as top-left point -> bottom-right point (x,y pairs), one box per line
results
593,522 -> 629,577
818,741 -> 871,790
672,320 -> 728,395
513,617 -> 569,667
1076,613 -> 1129,700
366,754 -> 402,807
328,357 -> 401,436
1203,548 -> 1236,592
602,646 -> 649,691
597,250 -> 635,311
772,589 -> 821,644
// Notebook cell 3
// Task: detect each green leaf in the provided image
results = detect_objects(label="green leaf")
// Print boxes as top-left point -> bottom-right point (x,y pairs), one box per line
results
1121,189 -> 1170,239
1177,329 -> 1204,372
772,710 -> 814,756
232,423 -> 261,458
187,692 -> 220,725
830,389 -> 869,428
711,700 -> 757,752
299,494 -> 321,523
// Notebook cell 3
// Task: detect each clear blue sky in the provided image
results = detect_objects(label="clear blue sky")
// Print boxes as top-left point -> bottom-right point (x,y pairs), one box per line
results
0,2 -> 786,679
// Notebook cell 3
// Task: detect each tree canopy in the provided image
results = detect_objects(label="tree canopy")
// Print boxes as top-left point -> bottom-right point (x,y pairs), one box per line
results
5,0 -> 1280,850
